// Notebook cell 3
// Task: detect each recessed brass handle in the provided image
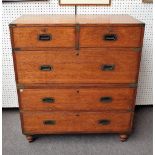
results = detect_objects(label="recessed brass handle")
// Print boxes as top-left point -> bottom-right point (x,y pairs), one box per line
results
104,34 -> 117,41
99,119 -> 110,125
100,97 -> 112,103
43,120 -> 56,125
38,34 -> 52,41
101,64 -> 115,71
42,97 -> 55,103
40,65 -> 53,71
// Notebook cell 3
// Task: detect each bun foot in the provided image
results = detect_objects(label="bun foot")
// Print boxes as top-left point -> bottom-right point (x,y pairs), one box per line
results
26,135 -> 34,142
119,134 -> 128,142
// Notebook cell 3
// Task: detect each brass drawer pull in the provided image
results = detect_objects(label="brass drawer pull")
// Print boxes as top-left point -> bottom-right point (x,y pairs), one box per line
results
99,119 -> 110,125
100,97 -> 112,103
43,120 -> 56,125
42,97 -> 55,103
38,34 -> 52,41
101,64 -> 115,71
40,65 -> 53,71
104,34 -> 117,41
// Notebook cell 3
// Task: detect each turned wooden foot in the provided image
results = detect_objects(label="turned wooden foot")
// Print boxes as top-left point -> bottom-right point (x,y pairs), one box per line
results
26,135 -> 34,142
119,134 -> 128,142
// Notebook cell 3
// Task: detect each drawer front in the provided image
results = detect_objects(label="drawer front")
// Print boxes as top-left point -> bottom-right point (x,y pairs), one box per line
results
12,27 -> 75,48
80,26 -> 142,47
19,88 -> 135,111
14,49 -> 140,84
22,111 -> 132,134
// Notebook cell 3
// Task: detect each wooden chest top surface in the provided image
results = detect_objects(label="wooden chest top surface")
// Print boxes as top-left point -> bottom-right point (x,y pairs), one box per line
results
10,15 -> 144,26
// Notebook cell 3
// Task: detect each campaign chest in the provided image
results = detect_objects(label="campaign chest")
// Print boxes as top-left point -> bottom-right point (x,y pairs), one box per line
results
9,15 -> 145,142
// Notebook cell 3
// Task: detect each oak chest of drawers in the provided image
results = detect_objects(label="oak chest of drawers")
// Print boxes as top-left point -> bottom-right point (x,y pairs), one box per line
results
9,15 -> 145,142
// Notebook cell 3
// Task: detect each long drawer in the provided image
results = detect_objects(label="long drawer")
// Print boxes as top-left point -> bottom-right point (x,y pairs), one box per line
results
21,111 -> 133,134
14,48 -> 141,84
11,27 -> 75,48
19,88 -> 135,111
80,26 -> 142,48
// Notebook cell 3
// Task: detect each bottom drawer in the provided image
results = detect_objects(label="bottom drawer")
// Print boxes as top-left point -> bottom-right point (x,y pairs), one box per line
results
21,111 -> 133,134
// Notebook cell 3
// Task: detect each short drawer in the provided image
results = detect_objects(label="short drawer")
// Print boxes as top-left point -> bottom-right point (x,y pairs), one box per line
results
11,27 -> 75,48
80,26 -> 143,47
19,88 -> 135,111
14,48 -> 141,84
21,111 -> 132,134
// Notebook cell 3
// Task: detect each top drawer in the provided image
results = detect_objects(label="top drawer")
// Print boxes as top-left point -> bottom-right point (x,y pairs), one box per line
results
11,27 -> 75,48
80,26 -> 143,48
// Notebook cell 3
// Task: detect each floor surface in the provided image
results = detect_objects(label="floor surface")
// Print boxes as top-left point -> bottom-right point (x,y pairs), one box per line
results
2,106 -> 153,155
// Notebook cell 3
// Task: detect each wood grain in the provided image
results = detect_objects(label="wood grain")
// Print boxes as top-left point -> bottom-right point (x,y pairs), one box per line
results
80,26 -> 142,48
12,27 -> 75,48
14,49 -> 141,84
21,111 -> 133,134
9,15 -> 145,140
19,88 -> 136,111
10,15 -> 144,26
